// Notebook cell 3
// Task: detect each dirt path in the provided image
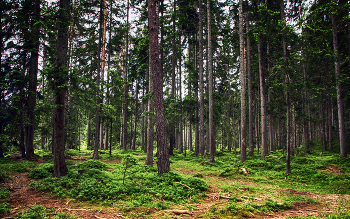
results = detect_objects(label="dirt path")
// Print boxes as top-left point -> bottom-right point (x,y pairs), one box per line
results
2,170 -> 350,218
3,173 -> 123,219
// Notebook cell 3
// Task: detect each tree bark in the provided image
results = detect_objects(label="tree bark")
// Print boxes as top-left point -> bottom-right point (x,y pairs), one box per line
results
26,0 -> 41,159
149,0 -> 170,175
198,0 -> 205,157
53,0 -> 69,177
332,11 -> 347,158
122,0 -> 130,150
146,36 -> 154,166
239,0 -> 246,162
208,0 -> 215,163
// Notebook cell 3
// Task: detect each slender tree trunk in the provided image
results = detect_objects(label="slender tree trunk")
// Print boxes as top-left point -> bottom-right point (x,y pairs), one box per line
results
332,11 -> 347,158
246,14 -> 254,156
122,0 -> 130,150
93,0 -> 106,159
26,0 -> 41,159
53,0 -> 69,177
132,81 -> 139,150
208,0 -> 215,163
146,42 -> 154,166
239,0 -> 247,162
198,0 -> 205,157
258,35 -> 268,159
169,0 -> 177,156
179,55 -> 183,153
328,96 -> 333,151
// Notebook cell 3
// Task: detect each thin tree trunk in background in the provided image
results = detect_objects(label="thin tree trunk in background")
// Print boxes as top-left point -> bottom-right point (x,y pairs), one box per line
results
93,0 -> 106,159
332,11 -> 347,158
132,81 -> 139,150
239,0 -> 246,162
258,35 -> 268,159
227,95 -> 232,151
198,0 -> 205,157
87,114 -> 91,149
246,13 -> 254,156
208,0 -> 215,163
178,54 -> 183,153
53,0 -> 69,177
303,63 -> 310,153
146,41 -> 154,166
169,0 -> 177,156
328,96 -> 333,151
122,0 -> 130,150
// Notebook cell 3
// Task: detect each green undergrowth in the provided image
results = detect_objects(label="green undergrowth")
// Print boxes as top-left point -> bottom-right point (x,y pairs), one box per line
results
0,159 -> 36,173
29,154 -> 208,209
16,205 -> 76,219
171,146 -> 350,195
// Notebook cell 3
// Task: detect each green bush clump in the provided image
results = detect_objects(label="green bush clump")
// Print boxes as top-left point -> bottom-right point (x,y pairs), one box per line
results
29,163 -> 54,179
77,159 -> 108,170
0,159 -> 36,173
30,157 -> 208,206
0,170 -> 8,183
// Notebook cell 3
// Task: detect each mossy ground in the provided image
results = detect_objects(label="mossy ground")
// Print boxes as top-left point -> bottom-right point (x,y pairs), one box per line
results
1,142 -> 350,218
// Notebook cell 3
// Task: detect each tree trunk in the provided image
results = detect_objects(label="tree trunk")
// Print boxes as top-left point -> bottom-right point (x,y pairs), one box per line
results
26,0 -> 41,159
332,11 -> 347,158
169,0 -> 177,156
239,0 -> 246,162
53,0 -> 69,177
149,0 -> 170,174
247,14 -> 254,156
258,35 -> 268,159
122,0 -> 130,150
208,0 -> 215,163
146,41 -> 154,166
132,81 -> 139,150
198,0 -> 205,157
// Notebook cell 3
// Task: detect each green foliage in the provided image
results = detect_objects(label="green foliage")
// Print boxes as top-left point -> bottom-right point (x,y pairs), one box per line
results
30,153 -> 208,207
29,163 -> 54,179
16,205 -> 76,219
0,159 -> 36,173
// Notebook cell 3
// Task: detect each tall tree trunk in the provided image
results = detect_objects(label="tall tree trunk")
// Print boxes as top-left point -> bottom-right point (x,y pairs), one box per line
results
198,0 -> 205,157
246,13 -> 254,156
208,0 -> 215,163
239,0 -> 247,162
332,11 -> 347,158
26,0 -> 41,159
328,96 -> 333,151
169,0 -> 177,156
93,0 -> 106,159
179,55 -> 183,153
149,0 -> 170,174
258,35 -> 268,159
132,81 -> 139,150
53,0 -> 69,177
146,44 -> 154,165
122,0 -> 130,150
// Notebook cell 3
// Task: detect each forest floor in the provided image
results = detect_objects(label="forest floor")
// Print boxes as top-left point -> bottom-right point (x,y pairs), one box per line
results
1,149 -> 350,219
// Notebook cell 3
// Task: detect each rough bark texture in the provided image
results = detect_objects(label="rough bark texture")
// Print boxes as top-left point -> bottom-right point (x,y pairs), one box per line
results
149,0 -> 170,175
208,0 -> 215,163
258,35 -> 268,159
146,33 -> 154,166
122,0 -> 130,150
332,13 -> 347,158
53,0 -> 69,178
239,0 -> 247,162
198,0 -> 205,157
25,0 -> 41,159
246,14 -> 254,156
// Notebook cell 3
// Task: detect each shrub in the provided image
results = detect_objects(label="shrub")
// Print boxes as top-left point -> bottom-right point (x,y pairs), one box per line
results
29,163 -> 54,179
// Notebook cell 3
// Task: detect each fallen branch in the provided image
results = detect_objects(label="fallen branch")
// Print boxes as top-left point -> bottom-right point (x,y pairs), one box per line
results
165,210 -> 192,215
174,182 -> 192,190
220,196 -> 231,199
66,208 -> 87,211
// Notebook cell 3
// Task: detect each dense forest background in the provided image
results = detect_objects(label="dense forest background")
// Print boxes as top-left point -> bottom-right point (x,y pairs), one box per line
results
1,0 -> 349,175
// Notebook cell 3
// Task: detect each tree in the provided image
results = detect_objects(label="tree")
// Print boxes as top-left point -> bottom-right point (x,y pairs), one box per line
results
53,0 -> 70,178
148,0 -> 170,175
239,0 -> 247,162
198,0 -> 205,157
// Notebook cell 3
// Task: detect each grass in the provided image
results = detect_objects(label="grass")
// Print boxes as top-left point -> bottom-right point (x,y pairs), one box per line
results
1,142 -> 350,218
